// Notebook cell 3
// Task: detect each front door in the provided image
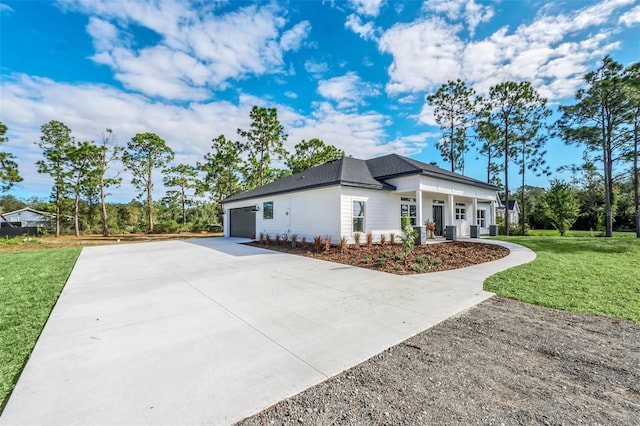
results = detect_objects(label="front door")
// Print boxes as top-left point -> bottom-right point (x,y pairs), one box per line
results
432,205 -> 443,236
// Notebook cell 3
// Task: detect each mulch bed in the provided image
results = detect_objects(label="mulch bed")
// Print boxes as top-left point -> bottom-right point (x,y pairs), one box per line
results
246,240 -> 509,275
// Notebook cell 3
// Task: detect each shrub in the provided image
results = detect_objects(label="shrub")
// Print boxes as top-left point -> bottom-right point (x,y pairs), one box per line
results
380,251 -> 390,259
410,263 -> 425,273
259,232 -> 265,244
415,254 -> 427,264
366,232 -> 373,246
265,234 -> 271,245
429,258 -> 442,267
394,252 -> 405,261
389,233 -> 396,245
353,232 -> 361,248
300,236 -> 308,250
361,257 -> 372,264
323,235 -> 332,252
291,234 -> 298,248
340,236 -> 348,253
275,234 -> 281,245
401,216 -> 417,254
380,234 -> 387,245
282,234 -> 289,246
376,257 -> 386,266
393,264 -> 404,271
313,235 -> 322,253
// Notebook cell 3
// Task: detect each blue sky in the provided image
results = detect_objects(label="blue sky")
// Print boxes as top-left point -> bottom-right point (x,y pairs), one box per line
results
1,0 -> 639,202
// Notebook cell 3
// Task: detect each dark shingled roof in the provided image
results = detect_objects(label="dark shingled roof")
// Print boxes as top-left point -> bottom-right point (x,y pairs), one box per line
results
223,154 -> 499,203
223,156 -> 393,203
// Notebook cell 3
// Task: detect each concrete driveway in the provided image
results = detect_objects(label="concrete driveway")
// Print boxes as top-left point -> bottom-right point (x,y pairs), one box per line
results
1,238 -> 534,425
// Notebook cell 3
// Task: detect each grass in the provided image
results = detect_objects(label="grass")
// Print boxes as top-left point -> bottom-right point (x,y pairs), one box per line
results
526,229 -> 636,238
485,236 -> 640,322
0,248 -> 81,408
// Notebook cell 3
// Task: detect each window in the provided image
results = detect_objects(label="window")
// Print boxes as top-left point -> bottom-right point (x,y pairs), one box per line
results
263,201 -> 273,219
455,203 -> 466,220
477,209 -> 486,228
352,200 -> 365,233
400,197 -> 417,227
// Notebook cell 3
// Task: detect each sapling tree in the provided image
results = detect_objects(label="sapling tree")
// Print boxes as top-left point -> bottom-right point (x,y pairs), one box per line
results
542,180 -> 579,236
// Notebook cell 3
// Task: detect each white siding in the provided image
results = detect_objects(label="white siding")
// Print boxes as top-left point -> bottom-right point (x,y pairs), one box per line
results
223,186 -> 341,241
339,188 -> 402,243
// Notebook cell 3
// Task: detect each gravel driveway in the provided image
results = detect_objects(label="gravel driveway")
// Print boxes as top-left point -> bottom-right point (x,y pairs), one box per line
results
238,296 -> 640,425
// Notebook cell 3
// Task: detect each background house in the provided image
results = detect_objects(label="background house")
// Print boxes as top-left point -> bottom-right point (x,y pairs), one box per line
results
0,207 -> 54,236
496,199 -> 520,225
222,154 -> 499,243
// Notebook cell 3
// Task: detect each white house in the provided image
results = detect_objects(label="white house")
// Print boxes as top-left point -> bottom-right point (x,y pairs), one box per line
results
496,199 -> 520,226
222,154 -> 500,242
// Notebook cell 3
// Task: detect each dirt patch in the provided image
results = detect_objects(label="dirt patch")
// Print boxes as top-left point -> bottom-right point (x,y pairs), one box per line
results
0,232 -> 222,253
237,296 -> 640,425
246,240 -> 509,275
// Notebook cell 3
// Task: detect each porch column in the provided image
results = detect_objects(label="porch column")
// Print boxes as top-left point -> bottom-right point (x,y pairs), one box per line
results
472,198 -> 478,224
416,189 -> 423,225
447,194 -> 454,224
491,200 -> 496,225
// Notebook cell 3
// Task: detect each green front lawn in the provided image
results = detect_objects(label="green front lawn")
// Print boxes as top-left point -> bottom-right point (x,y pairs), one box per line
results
485,237 -> 640,322
0,248 -> 81,408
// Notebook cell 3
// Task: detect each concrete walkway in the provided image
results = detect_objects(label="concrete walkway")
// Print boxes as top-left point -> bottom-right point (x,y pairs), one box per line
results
1,238 -> 535,425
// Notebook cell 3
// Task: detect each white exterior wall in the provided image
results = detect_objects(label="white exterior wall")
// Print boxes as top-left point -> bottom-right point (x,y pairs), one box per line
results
224,186 -> 341,241
339,187 -> 402,243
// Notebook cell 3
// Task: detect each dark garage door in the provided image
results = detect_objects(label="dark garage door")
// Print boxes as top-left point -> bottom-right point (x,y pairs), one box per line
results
229,207 -> 256,238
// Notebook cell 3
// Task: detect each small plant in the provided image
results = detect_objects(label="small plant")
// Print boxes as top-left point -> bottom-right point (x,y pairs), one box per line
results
353,232 -> 361,248
300,236 -> 308,250
389,233 -> 396,245
282,234 -> 289,246
380,234 -> 387,245
401,216 -> 417,254
428,258 -> 442,267
274,234 -> 281,245
375,257 -> 386,266
394,252 -> 405,261
380,251 -> 390,259
393,264 -> 404,271
415,254 -> 427,264
410,263 -> 425,273
290,234 -> 298,248
340,236 -> 348,253
313,235 -> 322,253
366,232 -> 373,246
323,235 -> 332,252
361,257 -> 372,264
259,232 -> 265,244
265,234 -> 271,245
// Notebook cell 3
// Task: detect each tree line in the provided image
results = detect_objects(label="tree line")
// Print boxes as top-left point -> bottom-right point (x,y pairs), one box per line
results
0,106 -> 343,236
0,56 -> 638,237
427,56 -> 639,237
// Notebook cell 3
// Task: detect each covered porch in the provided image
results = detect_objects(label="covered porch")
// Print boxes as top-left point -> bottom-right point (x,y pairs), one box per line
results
396,188 -> 498,243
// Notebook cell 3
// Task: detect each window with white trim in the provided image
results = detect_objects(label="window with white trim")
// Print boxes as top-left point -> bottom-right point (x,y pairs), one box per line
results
263,201 -> 273,219
352,200 -> 365,233
477,209 -> 486,228
400,197 -> 417,226
455,202 -> 466,220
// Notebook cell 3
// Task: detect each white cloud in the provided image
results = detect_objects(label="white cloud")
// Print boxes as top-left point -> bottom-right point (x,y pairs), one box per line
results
380,0 -> 632,100
348,0 -> 385,17
423,0 -> 494,37
60,0 -> 310,100
280,20 -> 312,51
620,4 -> 640,26
379,18 -> 464,94
345,14 -> 378,41
284,91 -> 298,99
304,59 -> 329,76
0,3 -> 14,13
317,72 -> 380,109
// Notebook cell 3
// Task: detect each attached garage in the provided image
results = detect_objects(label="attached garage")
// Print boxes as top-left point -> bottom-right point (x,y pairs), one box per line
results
229,207 -> 256,238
